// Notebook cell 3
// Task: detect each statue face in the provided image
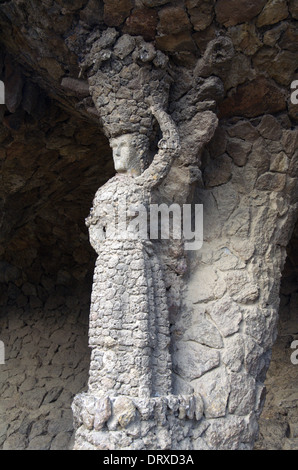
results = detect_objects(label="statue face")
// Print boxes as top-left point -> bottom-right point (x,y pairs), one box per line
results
110,134 -> 139,174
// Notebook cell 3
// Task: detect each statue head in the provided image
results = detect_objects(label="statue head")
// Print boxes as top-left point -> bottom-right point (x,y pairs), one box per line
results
110,133 -> 150,176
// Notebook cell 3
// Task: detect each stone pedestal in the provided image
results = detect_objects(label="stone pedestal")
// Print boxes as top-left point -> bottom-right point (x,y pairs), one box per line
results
72,393 -> 202,450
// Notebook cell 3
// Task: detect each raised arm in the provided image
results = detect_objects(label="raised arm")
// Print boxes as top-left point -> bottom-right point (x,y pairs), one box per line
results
137,104 -> 180,189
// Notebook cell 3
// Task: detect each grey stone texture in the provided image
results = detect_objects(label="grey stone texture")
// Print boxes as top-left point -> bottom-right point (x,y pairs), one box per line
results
255,224 -> 298,450
0,0 -> 297,451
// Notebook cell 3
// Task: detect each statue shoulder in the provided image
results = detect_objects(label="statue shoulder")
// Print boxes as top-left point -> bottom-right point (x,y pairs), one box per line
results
94,174 -> 142,202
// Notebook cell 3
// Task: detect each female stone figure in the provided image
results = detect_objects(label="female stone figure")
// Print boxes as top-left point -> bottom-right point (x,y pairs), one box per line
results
85,103 -> 180,401
72,33 -> 200,450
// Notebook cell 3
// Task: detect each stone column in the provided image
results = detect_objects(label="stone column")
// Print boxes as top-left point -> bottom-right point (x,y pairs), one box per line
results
171,118 -> 298,449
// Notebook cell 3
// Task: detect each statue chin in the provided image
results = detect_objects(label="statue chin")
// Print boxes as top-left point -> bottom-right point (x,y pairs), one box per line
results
115,166 -> 127,173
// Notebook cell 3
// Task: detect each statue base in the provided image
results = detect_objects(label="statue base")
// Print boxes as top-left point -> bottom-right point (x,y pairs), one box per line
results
72,392 -> 203,450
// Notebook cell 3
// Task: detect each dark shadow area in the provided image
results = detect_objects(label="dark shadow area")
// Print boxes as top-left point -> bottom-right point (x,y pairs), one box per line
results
0,74 -> 114,449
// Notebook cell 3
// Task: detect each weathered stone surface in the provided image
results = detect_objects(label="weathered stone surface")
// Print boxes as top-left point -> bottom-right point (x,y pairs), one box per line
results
187,0 -> 214,31
263,22 -> 288,46
228,373 -> 256,415
226,138 -> 252,167
270,152 -> 289,173
218,78 -> 287,118
289,0 -> 298,18
174,341 -> 220,380
38,57 -> 64,81
221,335 -> 245,372
282,129 -> 298,157
123,8 -> 158,41
224,53 -> 256,91
194,37 -> 234,78
110,397 -> 136,429
215,0 -> 267,26
61,77 -> 90,97
103,0 -> 133,27
225,272 -> 259,304
258,114 -> 282,141
253,48 -> 298,86
208,296 -> 242,337
255,242 -> 298,449
193,367 -> 230,418
203,153 -> 232,188
192,24 -> 216,53
0,0 -> 297,454
279,23 -> 298,51
79,0 -> 104,26
4,58 -> 23,113
142,0 -> 169,6
227,120 -> 260,141
94,397 -> 112,431
157,6 -> 191,35
256,0 -> 289,27
184,317 -> 224,349
256,172 -> 286,192
188,266 -> 226,303
228,24 -> 262,56
203,415 -> 248,449
208,127 -> 227,158
156,31 -> 197,53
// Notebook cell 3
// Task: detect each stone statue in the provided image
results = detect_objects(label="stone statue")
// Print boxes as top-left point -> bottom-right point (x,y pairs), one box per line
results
85,103 -> 180,400
72,31 -> 203,451
72,103 -> 202,450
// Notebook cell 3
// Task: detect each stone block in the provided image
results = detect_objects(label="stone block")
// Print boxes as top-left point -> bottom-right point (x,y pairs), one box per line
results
289,0 -> 298,18
270,152 -> 289,173
123,8 -> 158,41
226,138 -> 252,167
225,271 -> 259,304
221,335 -> 245,372
203,153 -> 232,188
193,367 -> 230,418
218,77 -> 287,119
215,0 -> 266,26
142,0 -> 169,6
253,48 -> 298,86
103,0 -> 133,27
184,317 -> 224,349
156,31 -> 197,53
173,341 -> 220,380
256,0 -> 289,27
258,115 -> 282,141
186,0 -> 214,31
208,296 -> 242,337
228,24 -> 262,56
158,6 -> 191,35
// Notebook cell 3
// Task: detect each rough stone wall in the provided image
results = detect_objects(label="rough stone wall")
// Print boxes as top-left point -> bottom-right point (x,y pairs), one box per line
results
0,0 -> 297,451
255,222 -> 298,450
0,290 -> 90,450
171,114 -> 297,449
0,69 -> 114,449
